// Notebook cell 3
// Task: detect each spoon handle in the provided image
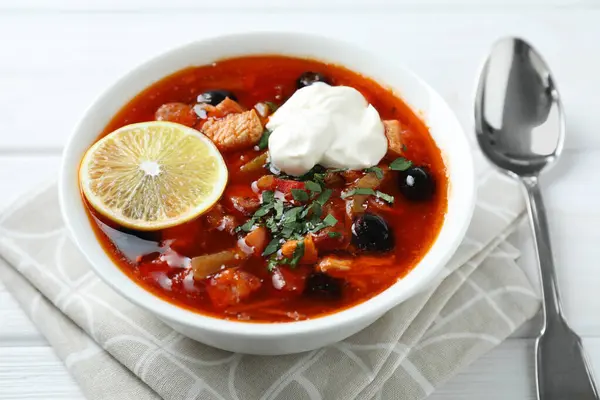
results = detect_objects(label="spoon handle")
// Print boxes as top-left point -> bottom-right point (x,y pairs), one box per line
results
522,177 -> 599,400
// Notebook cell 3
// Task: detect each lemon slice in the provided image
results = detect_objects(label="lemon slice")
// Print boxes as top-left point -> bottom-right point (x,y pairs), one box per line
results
79,121 -> 228,231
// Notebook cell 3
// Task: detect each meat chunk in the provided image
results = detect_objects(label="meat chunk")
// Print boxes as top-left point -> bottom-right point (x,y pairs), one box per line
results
228,195 -> 261,216
206,269 -> 261,308
216,97 -> 245,115
155,103 -> 198,127
202,109 -> 264,151
383,120 -> 404,157
204,204 -> 237,234
316,256 -> 353,273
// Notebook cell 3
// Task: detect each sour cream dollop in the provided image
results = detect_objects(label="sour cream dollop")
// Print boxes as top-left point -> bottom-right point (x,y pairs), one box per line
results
266,82 -> 387,176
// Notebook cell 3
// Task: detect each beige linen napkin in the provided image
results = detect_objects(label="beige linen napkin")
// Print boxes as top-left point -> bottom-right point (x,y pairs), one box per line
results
0,150 -> 539,400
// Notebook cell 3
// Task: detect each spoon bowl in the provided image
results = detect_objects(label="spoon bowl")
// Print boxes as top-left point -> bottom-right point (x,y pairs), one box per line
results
475,37 -> 598,400
475,37 -> 565,177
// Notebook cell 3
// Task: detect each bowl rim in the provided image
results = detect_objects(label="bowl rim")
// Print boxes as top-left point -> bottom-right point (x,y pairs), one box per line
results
59,31 -> 475,337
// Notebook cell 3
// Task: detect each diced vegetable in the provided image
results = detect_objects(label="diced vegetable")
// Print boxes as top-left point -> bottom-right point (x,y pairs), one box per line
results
270,266 -> 310,294
280,235 -> 318,265
348,172 -> 383,213
256,175 -> 275,190
254,102 -> 273,118
383,120 -> 404,157
206,269 -> 261,308
254,176 -> 306,196
191,250 -> 243,280
239,151 -> 269,175
242,226 -> 269,256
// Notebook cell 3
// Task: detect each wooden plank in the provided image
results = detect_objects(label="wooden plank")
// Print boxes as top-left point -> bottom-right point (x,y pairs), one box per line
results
0,156 -> 60,345
0,347 -> 82,399
5,338 -> 596,400
0,156 -> 61,211
0,11 -> 599,150
0,0 -> 594,12
432,338 -> 600,399
0,282 -> 46,346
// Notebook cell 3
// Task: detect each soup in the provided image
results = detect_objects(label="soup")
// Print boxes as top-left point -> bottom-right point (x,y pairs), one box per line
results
81,55 -> 448,322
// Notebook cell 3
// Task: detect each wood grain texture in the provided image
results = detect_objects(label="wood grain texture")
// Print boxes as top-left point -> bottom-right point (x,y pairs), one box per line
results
0,347 -> 82,399
4,339 -> 599,400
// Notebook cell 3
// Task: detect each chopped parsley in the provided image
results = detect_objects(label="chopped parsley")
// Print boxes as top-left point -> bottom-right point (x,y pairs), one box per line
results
290,240 -> 305,267
291,189 -> 309,202
322,214 -> 338,227
265,101 -> 279,112
341,187 -> 394,204
375,191 -> 395,203
327,231 -> 342,239
304,180 -> 322,193
263,238 -> 280,256
363,166 -> 384,179
390,157 -> 412,171
315,189 -> 332,206
257,129 -> 272,150
236,182 -> 339,270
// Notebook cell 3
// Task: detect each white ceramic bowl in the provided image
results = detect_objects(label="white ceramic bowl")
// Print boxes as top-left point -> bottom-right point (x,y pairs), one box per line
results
59,32 -> 475,355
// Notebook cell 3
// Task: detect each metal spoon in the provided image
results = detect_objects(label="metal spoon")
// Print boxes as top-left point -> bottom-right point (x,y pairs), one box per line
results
475,37 -> 599,400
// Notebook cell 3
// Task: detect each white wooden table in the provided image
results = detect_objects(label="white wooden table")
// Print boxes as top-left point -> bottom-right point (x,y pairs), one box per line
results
1,1 -> 600,398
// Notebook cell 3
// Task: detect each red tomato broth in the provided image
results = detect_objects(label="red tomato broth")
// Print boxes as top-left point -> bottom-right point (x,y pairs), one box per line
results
84,55 -> 448,322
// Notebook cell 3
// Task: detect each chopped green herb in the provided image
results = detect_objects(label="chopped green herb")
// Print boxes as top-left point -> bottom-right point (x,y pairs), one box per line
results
310,202 -> 322,218
237,177 -> 341,271
390,157 -> 413,171
253,207 -> 271,217
257,129 -> 272,150
283,206 -> 303,221
376,191 -> 395,203
323,214 -> 338,227
291,189 -> 309,202
261,190 -> 274,204
327,231 -> 342,239
364,166 -> 384,180
265,101 -> 279,112
296,165 -> 327,182
266,256 -> 280,272
341,187 -> 394,204
341,187 -> 376,199
237,219 -> 257,233
315,189 -> 332,205
290,240 -> 305,267
262,238 -> 281,256
402,143 -> 408,152
274,200 -> 284,218
304,180 -> 322,193
327,168 -> 348,173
